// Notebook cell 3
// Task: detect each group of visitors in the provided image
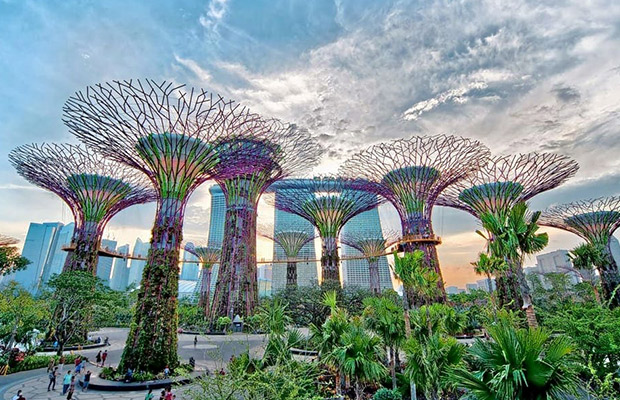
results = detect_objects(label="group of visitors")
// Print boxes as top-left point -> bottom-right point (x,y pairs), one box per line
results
144,386 -> 176,400
46,356 -> 91,397
95,350 -> 108,367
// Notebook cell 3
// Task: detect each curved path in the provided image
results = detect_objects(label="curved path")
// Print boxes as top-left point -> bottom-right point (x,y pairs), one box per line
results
0,328 -> 268,400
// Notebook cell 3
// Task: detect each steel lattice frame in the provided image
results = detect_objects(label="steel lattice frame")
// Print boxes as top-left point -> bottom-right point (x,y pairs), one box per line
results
63,79 -> 268,373
185,243 -> 221,317
9,143 -> 155,274
540,196 -> 620,306
266,177 -> 384,286
339,134 -> 491,302
340,230 -> 399,295
436,153 -> 579,309
260,223 -> 316,288
210,121 -> 321,319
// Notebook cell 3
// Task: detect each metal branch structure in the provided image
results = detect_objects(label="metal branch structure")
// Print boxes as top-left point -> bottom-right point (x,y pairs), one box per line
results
436,153 -> 579,309
9,143 -> 155,274
185,243 -> 221,317
340,230 -> 399,294
540,196 -> 620,306
339,135 -> 491,302
260,223 -> 316,288
266,177 -> 384,287
210,121 -> 321,319
63,79 -> 268,372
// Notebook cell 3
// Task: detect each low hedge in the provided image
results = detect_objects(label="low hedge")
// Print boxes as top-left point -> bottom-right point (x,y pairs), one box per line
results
9,354 -> 86,374
100,363 -> 193,382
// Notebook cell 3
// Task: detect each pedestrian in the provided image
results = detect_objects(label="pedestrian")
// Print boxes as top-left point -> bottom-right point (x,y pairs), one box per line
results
74,361 -> 82,376
74,356 -> 81,368
144,389 -> 154,400
158,390 -> 166,400
95,351 -> 102,366
58,356 -> 65,375
164,387 -> 173,400
82,370 -> 91,392
47,358 -> 55,372
80,359 -> 86,374
62,371 -> 72,395
17,393 -> 26,400
163,365 -> 170,379
194,335 -> 197,347
66,377 -> 75,400
48,367 -> 58,391
11,390 -> 22,400
101,350 -> 108,367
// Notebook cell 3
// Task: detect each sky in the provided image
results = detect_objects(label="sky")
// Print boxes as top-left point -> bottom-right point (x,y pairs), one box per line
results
1,0 -> 619,287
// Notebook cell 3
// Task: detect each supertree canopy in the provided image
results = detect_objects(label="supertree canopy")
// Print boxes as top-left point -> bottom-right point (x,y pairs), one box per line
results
339,135 -> 491,302
260,223 -> 316,287
266,177 -> 384,286
63,79 -> 267,373
436,153 -> 579,309
340,230 -> 399,294
185,243 -> 221,316
210,121 -> 321,319
540,196 -> 620,306
9,143 -> 155,273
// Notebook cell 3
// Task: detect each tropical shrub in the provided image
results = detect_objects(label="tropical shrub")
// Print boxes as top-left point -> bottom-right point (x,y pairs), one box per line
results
372,387 -> 403,400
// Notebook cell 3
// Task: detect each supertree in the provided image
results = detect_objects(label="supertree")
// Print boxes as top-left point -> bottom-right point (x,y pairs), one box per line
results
540,196 -> 620,307
9,143 -> 155,273
63,79 -> 267,372
210,121 -> 321,319
339,135 -> 491,303
184,243 -> 221,317
266,177 -> 384,287
260,223 -> 317,288
436,153 -> 579,310
340,230 -> 399,295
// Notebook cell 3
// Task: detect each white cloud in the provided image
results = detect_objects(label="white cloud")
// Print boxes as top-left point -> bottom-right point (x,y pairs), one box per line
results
199,0 -> 230,32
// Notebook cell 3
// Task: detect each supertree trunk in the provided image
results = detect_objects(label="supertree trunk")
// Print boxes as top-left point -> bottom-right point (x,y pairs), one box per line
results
601,240 -> 620,307
496,263 -> 523,312
198,264 -> 213,317
368,259 -> 381,295
321,236 -> 340,286
119,197 -> 184,373
286,260 -> 297,287
63,221 -> 102,274
211,201 -> 258,320
401,214 -> 447,305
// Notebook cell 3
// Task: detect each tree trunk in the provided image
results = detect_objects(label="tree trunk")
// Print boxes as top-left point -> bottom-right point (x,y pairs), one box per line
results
321,236 -> 340,286
63,221 -> 102,274
599,241 -> 620,308
401,290 -> 412,338
119,197 -> 183,373
515,260 -> 538,327
368,259 -> 381,295
286,261 -> 297,287
390,346 -> 397,390
355,381 -> 363,400
198,264 -> 213,318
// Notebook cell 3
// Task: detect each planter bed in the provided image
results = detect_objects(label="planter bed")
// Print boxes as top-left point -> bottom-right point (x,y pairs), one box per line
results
80,370 -> 204,391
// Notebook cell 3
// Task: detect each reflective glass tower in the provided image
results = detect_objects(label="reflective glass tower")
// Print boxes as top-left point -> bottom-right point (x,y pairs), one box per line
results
128,237 -> 149,287
41,222 -> 74,283
205,185 -> 226,293
110,244 -> 130,290
180,244 -> 200,281
341,208 -> 393,291
97,239 -> 117,285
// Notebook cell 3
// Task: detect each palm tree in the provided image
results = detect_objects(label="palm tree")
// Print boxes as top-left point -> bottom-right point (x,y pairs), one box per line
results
332,318 -> 387,400
471,252 -> 505,295
362,296 -> 405,389
392,249 -> 427,337
569,242 -> 603,303
451,322 -> 580,400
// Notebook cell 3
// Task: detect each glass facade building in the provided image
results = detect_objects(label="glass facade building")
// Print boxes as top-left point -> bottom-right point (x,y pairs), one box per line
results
110,244 -> 130,290
97,239 -> 117,284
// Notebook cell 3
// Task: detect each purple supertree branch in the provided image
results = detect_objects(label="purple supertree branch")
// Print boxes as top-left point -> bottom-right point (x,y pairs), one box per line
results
9,143 -> 156,273
437,153 -> 579,217
185,243 -> 221,315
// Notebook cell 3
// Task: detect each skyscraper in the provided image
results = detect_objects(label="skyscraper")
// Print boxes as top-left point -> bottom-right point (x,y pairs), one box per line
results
609,236 -> 620,265
40,222 -> 74,283
128,237 -> 149,287
205,185 -> 226,294
341,208 -> 393,291
271,189 -> 318,291
180,244 -> 200,281
97,239 -> 117,285
535,249 -> 580,285
4,222 -> 64,292
110,244 -> 130,290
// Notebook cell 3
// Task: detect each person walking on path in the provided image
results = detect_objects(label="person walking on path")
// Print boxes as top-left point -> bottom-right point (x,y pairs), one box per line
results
82,370 -> 91,392
194,336 -> 197,348
62,371 -> 72,395
163,366 -> 170,379
58,356 -> 65,375
66,377 -> 76,400
158,390 -> 165,400
47,358 -> 55,373
144,389 -> 154,400
101,350 -> 108,367
164,387 -> 173,400
11,390 -> 22,400
48,367 -> 58,391
95,351 -> 102,367
74,360 -> 83,376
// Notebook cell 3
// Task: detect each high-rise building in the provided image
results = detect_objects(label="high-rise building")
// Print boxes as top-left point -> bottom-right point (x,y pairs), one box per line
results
476,278 -> 496,292
110,244 -> 130,291
258,263 -> 272,297
128,237 -> 150,287
609,236 -> 620,265
180,244 -> 200,281
466,283 -> 478,292
341,208 -> 393,291
4,222 -> 64,292
535,249 -> 579,285
446,286 -> 464,295
40,222 -> 74,283
271,189 -> 318,291
206,185 -> 226,294
97,239 -> 117,285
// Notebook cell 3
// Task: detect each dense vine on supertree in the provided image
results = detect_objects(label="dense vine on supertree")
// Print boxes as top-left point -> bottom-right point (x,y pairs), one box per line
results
266,177 -> 384,287
210,121 -> 321,319
540,196 -> 620,307
63,79 -> 266,373
184,243 -> 221,317
9,143 -> 155,274
260,223 -> 316,288
436,153 -> 579,310
340,230 -> 399,295
339,135 -> 491,303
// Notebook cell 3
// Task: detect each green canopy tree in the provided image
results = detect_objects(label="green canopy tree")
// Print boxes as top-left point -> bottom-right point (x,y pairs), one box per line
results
0,282 -> 49,353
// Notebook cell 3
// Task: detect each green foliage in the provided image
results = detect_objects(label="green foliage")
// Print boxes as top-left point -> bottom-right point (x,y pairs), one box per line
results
0,246 -> 30,276
0,282 -> 49,352
372,388 -> 403,400
409,303 -> 467,337
452,322 -> 581,400
216,316 -> 232,332
92,285 -> 137,328
177,300 -> 207,330
9,354 -> 84,374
